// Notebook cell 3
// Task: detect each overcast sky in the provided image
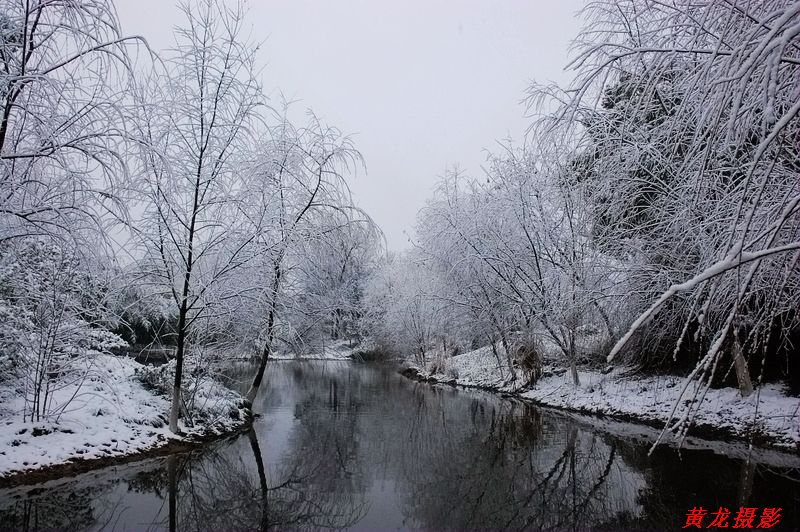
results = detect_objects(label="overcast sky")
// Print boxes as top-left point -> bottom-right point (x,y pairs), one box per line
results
116,0 -> 583,251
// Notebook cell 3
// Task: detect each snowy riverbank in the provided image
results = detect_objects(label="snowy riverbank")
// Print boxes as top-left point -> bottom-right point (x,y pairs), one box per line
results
270,339 -> 370,361
403,345 -> 800,452
0,355 -> 251,485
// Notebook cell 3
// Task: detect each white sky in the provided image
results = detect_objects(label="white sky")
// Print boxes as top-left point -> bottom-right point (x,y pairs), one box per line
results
116,0 -> 583,251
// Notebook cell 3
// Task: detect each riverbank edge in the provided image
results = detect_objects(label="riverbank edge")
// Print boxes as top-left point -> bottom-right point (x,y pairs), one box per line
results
0,410 -> 255,489
398,366 -> 800,454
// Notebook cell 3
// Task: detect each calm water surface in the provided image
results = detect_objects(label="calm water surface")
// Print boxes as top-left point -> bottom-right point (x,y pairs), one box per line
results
1,361 -> 798,530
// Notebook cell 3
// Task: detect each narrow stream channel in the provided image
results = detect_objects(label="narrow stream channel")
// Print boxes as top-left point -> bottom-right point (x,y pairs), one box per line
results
1,361 -> 798,530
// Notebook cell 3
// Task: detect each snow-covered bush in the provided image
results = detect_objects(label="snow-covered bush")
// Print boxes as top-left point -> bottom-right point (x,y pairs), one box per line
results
426,350 -> 449,376
510,339 -> 543,385
134,354 -> 248,428
0,237 -> 126,421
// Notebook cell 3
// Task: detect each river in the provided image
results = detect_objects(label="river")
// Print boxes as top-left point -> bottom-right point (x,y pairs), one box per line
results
0,361 -> 798,530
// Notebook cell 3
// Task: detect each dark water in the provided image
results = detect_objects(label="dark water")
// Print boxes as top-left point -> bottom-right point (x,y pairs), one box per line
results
1,361 -> 798,530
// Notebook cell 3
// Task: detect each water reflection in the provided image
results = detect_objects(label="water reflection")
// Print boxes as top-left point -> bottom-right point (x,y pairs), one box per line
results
0,361 -> 798,530
393,389 -> 646,530
158,430 -> 366,531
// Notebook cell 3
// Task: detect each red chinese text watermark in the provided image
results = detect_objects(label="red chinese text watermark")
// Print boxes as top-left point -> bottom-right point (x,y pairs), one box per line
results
683,507 -> 781,528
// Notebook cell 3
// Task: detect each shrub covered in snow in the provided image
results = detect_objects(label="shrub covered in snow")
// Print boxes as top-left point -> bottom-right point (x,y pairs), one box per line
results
510,338 -> 543,385
0,237 -> 128,421
135,356 -> 249,428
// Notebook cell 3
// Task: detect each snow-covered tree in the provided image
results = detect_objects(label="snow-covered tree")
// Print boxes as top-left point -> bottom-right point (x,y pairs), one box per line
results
133,0 -> 264,433
240,108 -> 365,402
0,0 -> 138,423
0,0 -> 139,243
534,0 -> 800,403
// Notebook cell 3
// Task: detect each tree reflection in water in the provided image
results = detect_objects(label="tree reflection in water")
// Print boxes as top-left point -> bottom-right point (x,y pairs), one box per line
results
395,387 -> 645,530
152,429 -> 368,530
0,362 -> 798,530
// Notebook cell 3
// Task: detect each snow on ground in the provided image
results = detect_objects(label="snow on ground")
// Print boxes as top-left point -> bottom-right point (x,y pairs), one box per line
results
0,354 -> 249,480
271,339 -> 363,360
524,370 -> 800,449
426,345 -> 524,391
412,344 -> 800,451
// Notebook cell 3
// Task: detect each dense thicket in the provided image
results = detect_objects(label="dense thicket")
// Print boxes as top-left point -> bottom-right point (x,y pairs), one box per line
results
369,0 -> 800,411
0,0 -> 379,432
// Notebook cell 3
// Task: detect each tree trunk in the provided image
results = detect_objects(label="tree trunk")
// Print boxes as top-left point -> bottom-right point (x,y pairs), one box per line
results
570,359 -> 580,387
169,301 -> 189,433
169,156 -> 202,433
247,262 -> 282,403
569,334 -> 580,386
169,296 -> 190,433
732,332 -> 753,397
500,330 -> 515,381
